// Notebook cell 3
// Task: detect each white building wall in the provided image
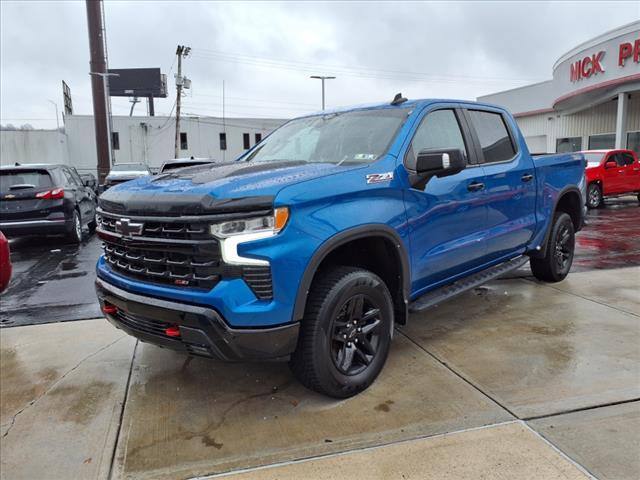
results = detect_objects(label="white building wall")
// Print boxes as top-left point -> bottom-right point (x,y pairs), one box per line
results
515,94 -> 640,153
64,115 -> 287,175
0,130 -> 69,166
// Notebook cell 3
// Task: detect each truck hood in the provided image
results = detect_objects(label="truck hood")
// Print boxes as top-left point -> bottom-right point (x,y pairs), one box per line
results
99,161 -> 358,216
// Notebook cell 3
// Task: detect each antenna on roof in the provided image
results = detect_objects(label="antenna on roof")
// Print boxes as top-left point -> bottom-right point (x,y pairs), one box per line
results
390,93 -> 407,105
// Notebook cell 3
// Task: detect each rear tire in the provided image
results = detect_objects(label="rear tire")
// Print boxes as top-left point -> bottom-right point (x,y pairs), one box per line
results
530,212 -> 575,282
66,210 -> 82,244
586,183 -> 602,209
289,266 -> 394,398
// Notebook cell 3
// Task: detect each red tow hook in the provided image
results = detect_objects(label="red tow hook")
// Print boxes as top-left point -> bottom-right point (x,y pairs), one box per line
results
102,304 -> 118,315
165,325 -> 181,338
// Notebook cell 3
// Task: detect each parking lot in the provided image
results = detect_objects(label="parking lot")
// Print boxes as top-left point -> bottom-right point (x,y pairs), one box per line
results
1,197 -> 639,480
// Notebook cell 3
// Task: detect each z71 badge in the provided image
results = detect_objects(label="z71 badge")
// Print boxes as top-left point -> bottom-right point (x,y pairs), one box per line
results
366,172 -> 394,184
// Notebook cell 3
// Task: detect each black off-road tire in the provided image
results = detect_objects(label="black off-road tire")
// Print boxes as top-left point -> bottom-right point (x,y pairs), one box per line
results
66,210 -> 83,244
586,183 -> 602,209
289,266 -> 394,398
530,212 -> 575,282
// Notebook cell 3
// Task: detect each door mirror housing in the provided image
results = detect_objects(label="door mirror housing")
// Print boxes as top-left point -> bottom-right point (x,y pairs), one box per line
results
605,159 -> 618,169
416,148 -> 466,178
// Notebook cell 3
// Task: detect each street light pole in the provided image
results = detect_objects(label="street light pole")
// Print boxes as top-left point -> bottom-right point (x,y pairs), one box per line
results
89,71 -> 119,165
47,100 -> 60,130
310,75 -> 336,110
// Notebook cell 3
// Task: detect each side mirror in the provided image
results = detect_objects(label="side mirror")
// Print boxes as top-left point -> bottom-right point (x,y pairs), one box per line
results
416,148 -> 466,178
605,160 -> 617,169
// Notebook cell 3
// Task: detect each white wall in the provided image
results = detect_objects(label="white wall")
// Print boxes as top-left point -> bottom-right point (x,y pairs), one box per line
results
0,130 -> 69,166
515,94 -> 640,153
64,115 -> 288,175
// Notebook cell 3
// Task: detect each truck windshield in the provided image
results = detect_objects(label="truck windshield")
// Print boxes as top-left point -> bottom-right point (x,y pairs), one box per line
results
241,108 -> 410,165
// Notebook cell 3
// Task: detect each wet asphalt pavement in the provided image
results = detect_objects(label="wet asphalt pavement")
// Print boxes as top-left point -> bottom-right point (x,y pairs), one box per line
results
1,196 -> 638,328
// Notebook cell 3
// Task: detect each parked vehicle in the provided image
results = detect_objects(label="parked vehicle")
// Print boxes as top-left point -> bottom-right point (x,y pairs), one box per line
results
103,163 -> 151,190
0,231 -> 11,293
0,164 -> 97,243
95,97 -> 586,398
159,158 -> 216,174
80,173 -> 99,194
582,149 -> 640,208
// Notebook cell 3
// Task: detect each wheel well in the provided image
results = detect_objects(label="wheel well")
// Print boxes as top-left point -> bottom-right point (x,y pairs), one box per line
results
555,190 -> 582,231
313,236 -> 407,324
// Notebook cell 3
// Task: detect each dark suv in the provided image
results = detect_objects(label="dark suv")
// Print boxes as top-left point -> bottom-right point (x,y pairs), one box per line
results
0,164 -> 97,243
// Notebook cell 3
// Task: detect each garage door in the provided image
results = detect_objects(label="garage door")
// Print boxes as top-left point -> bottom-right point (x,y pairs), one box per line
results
525,135 -> 547,155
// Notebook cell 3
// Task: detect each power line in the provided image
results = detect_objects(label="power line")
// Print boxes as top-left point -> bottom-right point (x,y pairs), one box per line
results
191,48 -> 545,84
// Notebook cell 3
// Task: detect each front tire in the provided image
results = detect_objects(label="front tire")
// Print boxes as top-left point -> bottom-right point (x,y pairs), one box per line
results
530,212 -> 575,282
289,266 -> 394,398
586,183 -> 602,209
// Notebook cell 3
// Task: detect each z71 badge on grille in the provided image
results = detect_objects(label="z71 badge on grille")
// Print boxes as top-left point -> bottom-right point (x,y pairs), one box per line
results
366,172 -> 394,184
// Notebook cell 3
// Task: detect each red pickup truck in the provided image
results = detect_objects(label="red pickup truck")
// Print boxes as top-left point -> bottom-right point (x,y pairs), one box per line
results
583,149 -> 640,208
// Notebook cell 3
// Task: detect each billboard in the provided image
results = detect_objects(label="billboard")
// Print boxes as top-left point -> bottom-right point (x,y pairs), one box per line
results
107,68 -> 168,98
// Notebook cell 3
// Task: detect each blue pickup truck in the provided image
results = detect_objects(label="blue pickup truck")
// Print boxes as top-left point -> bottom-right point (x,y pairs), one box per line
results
95,96 -> 586,398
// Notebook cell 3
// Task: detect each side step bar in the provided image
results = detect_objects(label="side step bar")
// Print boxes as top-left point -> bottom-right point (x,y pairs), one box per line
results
409,255 -> 529,312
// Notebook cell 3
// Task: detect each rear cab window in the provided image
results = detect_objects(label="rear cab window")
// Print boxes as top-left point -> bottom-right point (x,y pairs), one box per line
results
467,110 -> 517,164
0,169 -> 53,192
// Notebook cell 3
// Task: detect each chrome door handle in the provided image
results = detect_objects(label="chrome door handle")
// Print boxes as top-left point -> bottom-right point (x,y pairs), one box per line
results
521,173 -> 534,182
467,181 -> 485,192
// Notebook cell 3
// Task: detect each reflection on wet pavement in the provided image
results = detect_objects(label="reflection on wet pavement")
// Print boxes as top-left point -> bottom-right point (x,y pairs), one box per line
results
0,233 -> 102,327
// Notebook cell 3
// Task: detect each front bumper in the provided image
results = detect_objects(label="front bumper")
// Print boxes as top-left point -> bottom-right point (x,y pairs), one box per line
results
95,278 -> 299,361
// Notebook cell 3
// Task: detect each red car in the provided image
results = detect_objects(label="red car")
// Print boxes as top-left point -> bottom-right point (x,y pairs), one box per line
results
0,231 -> 11,293
583,149 -> 640,208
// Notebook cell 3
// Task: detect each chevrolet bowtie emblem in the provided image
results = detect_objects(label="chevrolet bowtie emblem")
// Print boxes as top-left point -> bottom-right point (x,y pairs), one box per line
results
114,218 -> 144,237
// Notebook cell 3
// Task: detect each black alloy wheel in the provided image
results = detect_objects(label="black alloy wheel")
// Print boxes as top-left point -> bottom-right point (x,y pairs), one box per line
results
330,294 -> 383,376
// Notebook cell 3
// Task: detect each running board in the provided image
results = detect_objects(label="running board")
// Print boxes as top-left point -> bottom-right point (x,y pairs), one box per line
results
409,255 -> 529,312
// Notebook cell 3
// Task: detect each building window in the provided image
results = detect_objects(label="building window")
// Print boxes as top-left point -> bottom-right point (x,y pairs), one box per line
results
243,133 -> 250,150
627,132 -> 640,156
255,133 -> 262,144
111,132 -> 120,150
219,132 -> 227,151
556,137 -> 581,153
180,132 -> 188,150
467,110 -> 516,163
588,133 -> 615,150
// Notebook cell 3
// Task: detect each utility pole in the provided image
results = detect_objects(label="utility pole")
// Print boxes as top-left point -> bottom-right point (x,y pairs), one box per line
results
174,45 -> 190,158
90,72 -> 119,169
47,100 -> 60,130
310,75 -> 336,110
86,0 -> 110,184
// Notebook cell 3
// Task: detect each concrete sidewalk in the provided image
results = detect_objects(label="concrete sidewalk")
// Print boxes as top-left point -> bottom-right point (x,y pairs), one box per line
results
1,267 -> 639,480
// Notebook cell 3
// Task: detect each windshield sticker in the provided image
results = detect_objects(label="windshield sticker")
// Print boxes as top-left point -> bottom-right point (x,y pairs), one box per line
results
366,172 -> 394,184
354,153 -> 377,161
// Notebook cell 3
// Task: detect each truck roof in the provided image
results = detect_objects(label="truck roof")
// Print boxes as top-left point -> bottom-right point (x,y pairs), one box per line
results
303,98 -> 504,117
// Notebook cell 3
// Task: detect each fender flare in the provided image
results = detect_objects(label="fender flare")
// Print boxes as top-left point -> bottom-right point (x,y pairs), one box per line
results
530,185 -> 583,259
292,224 -> 411,323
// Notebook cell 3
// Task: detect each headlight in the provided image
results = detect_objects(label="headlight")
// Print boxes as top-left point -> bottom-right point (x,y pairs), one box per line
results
212,207 -> 289,266
210,207 -> 289,238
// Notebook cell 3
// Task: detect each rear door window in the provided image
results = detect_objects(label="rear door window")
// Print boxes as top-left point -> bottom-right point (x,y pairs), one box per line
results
467,110 -> 517,164
0,170 -> 53,192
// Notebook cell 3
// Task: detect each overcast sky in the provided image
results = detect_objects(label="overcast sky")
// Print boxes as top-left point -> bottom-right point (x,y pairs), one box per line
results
1,1 -> 637,129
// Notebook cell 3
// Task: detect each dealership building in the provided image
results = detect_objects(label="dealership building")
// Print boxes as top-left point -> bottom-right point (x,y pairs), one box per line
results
479,21 -> 640,155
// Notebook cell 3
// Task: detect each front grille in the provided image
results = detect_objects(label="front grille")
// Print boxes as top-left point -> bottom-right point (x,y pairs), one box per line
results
98,210 -> 222,290
115,309 -> 171,337
98,209 -> 274,299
